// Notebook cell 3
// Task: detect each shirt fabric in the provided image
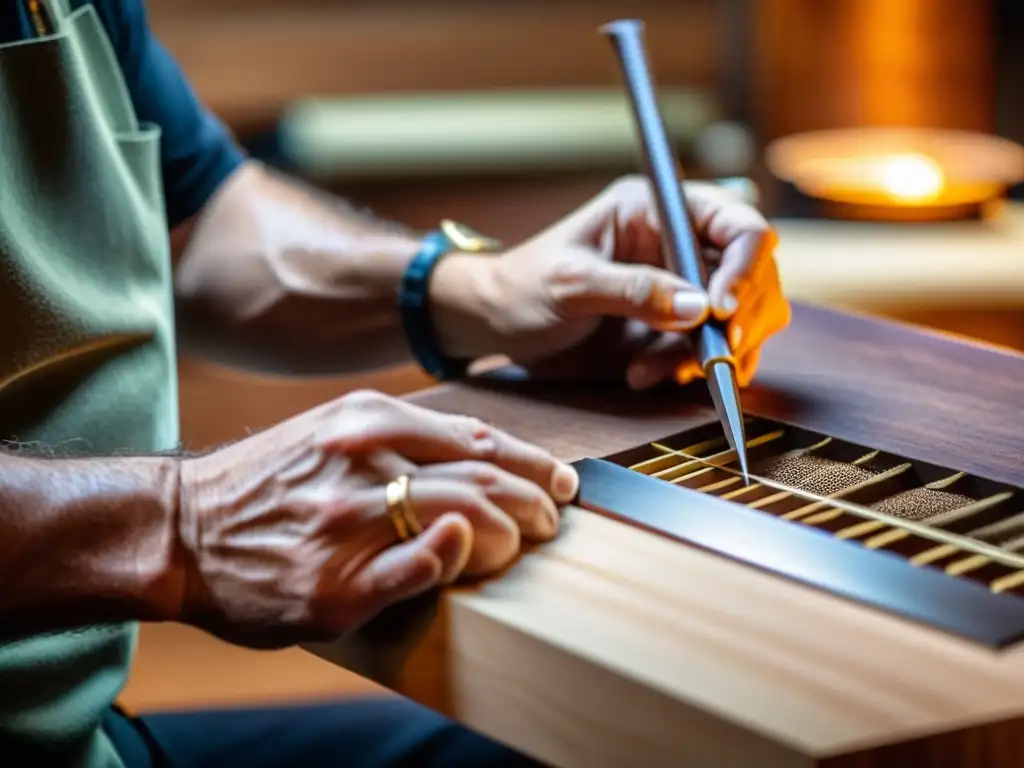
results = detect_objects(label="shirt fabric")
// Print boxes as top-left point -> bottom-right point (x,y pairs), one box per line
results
0,0 -> 245,227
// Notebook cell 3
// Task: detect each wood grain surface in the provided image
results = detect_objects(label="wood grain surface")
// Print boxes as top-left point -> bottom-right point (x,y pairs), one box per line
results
412,303 -> 1024,486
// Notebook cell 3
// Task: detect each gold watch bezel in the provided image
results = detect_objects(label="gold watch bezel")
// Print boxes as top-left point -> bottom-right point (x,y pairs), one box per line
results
439,219 -> 503,253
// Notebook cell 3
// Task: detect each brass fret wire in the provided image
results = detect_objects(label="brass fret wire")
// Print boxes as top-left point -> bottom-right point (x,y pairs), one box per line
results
945,555 -> 990,576
628,436 -> 1024,571
991,570 -> 1024,593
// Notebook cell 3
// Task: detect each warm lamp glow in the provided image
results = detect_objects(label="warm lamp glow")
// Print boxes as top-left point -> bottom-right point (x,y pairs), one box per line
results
765,128 -> 1024,220
879,153 -> 945,203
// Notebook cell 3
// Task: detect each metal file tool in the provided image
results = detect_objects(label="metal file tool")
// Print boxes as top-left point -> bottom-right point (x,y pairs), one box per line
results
602,18 -> 750,483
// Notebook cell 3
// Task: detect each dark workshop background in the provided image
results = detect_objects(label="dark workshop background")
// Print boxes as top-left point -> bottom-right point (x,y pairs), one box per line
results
122,0 -> 1024,712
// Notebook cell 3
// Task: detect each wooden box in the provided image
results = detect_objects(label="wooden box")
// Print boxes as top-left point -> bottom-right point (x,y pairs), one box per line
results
311,303 -> 1024,767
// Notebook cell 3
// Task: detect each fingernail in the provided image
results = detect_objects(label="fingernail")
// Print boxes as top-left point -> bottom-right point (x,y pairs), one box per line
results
553,464 -> 579,502
437,515 -> 474,585
672,291 -> 709,323
714,293 -> 739,320
729,324 -> 744,351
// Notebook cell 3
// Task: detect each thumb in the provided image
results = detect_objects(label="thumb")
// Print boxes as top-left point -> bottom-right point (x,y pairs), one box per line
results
345,514 -> 473,625
557,260 -> 710,329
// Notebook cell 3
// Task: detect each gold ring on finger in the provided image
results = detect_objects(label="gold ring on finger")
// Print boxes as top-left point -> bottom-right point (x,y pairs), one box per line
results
385,474 -> 422,542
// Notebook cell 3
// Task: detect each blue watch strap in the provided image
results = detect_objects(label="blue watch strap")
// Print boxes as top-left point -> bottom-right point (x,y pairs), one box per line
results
399,230 -> 471,381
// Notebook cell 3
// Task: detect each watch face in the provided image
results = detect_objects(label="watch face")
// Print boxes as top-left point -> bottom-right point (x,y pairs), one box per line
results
440,219 -> 503,253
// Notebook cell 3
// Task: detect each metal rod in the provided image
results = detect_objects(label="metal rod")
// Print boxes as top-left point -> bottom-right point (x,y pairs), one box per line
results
601,18 -> 750,482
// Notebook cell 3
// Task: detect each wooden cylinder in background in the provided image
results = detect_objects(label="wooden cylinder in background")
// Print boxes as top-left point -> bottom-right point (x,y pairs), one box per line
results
752,0 -> 995,143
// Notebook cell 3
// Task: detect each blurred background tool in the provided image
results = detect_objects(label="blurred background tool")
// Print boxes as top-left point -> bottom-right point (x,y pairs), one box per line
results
277,89 -> 716,181
602,18 -> 749,483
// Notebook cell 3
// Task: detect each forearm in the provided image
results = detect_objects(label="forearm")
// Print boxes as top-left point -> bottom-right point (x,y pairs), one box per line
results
0,453 -> 181,640
173,161 -> 496,375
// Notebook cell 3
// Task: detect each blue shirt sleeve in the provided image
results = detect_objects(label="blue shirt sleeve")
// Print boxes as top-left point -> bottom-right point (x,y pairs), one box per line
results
92,0 -> 246,228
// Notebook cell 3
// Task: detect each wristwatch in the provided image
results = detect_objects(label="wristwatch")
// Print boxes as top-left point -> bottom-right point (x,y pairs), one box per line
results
399,219 -> 503,381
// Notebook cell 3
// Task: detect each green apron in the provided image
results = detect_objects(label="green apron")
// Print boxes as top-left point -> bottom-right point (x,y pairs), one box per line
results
0,0 -> 178,764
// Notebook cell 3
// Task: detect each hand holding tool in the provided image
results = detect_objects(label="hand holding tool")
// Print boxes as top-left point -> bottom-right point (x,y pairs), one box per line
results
602,18 -> 750,483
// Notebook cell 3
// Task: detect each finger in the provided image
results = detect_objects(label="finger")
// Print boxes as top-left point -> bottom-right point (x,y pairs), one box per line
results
615,204 -> 665,267
735,347 -> 763,388
361,445 -> 565,544
728,294 -> 792,362
625,333 -> 695,391
384,477 -> 522,576
405,478 -> 521,574
549,257 -> 710,330
543,174 -> 654,244
329,392 -> 579,504
419,461 -> 560,542
682,184 -> 777,319
666,319 -> 774,392
729,240 -> 780,311
342,514 -> 473,628
547,178 -> 765,323
359,447 -> 420,490
431,513 -> 475,584
724,292 -> 764,358
707,230 -> 777,322
674,358 -> 704,387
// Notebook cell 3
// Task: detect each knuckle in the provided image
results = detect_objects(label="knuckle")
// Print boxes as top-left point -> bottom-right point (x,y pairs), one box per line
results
324,411 -> 390,451
460,461 -> 504,490
624,266 -> 659,307
340,389 -> 393,412
329,393 -> 416,452
463,415 -> 488,435
546,260 -> 602,303
548,258 -> 592,285
457,416 -> 498,460
606,174 -> 650,201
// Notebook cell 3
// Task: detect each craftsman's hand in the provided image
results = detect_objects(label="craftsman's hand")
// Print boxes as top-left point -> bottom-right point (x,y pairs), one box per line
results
432,176 -> 790,388
176,390 -> 577,648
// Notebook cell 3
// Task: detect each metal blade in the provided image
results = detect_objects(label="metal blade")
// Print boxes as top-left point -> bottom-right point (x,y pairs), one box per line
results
706,361 -> 749,484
